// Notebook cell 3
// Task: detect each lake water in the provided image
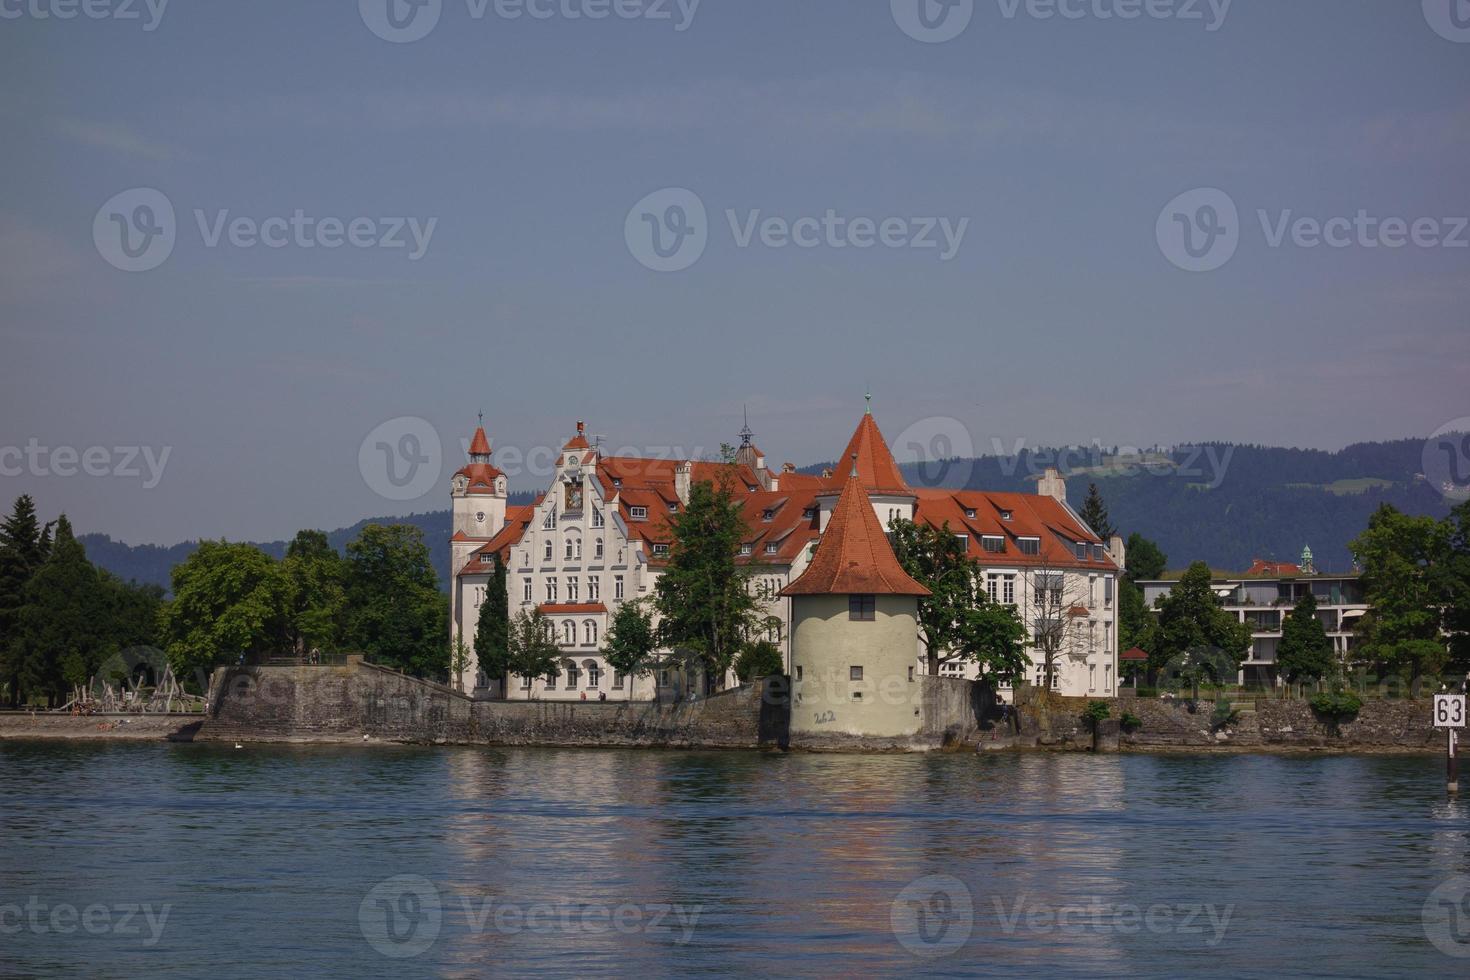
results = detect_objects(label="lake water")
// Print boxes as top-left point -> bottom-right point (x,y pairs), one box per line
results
2,742 -> 1469,978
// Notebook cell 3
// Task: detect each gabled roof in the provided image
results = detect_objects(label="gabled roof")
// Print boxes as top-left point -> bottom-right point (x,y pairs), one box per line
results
829,413 -> 911,496
912,489 -> 1118,572
781,476 -> 929,597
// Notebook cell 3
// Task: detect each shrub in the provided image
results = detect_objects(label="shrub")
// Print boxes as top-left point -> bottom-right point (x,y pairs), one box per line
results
734,641 -> 785,682
1310,690 -> 1363,723
1211,696 -> 1239,730
1135,687 -> 1159,699
1120,711 -> 1142,733
1082,700 -> 1112,729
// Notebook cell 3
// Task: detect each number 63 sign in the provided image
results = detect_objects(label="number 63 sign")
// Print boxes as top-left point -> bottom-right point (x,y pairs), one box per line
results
1433,694 -> 1466,729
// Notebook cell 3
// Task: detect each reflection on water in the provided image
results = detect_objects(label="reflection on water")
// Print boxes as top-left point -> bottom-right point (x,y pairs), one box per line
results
1,742 -> 1468,978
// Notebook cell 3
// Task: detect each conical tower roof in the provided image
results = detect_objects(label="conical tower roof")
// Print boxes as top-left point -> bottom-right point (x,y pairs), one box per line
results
782,474 -> 929,597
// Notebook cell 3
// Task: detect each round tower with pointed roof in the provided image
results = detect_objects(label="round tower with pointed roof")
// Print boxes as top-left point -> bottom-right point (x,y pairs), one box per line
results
450,415 -> 508,570
780,472 -> 930,740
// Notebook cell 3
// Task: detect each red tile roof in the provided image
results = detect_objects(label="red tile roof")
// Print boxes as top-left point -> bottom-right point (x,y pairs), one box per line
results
468,426 -> 491,456
1121,647 -> 1149,661
1246,558 -> 1300,576
912,489 -> 1118,572
454,461 -> 505,492
562,420 -> 591,451
781,475 -> 929,597
830,413 -> 912,496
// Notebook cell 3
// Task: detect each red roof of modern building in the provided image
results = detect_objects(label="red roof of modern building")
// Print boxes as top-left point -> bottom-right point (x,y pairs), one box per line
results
829,412 -> 912,496
781,475 -> 929,597
1246,558 -> 1301,576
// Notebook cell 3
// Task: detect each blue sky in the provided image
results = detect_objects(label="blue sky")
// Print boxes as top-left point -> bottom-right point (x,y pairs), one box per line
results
2,0 -> 1467,544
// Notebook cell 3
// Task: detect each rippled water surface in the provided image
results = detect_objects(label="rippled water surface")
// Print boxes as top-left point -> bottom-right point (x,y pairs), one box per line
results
2,742 -> 1469,977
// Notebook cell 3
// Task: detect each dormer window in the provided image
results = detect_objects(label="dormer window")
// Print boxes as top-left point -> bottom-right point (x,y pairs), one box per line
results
1000,510 -> 1013,521
630,506 -> 648,521
964,508 -> 976,519
1018,537 -> 1040,555
652,543 -> 669,557
1093,544 -> 1106,561
803,507 -> 816,519
668,502 -> 678,513
764,543 -> 778,555
740,544 -> 753,556
981,535 -> 1005,553
613,478 -> 622,489
480,553 -> 494,564
1075,541 -> 1087,560
762,509 -> 775,522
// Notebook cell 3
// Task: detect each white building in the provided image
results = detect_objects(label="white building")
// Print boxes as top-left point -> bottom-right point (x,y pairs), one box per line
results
450,408 -> 1121,700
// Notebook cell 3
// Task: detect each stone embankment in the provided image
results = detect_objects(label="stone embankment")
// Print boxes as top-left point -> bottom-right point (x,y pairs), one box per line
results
0,712 -> 203,741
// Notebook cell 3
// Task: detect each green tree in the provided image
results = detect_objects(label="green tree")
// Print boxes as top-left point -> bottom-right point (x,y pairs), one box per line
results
1125,532 -> 1167,582
12,517 -> 102,705
473,553 -> 511,692
1350,504 -> 1450,687
1438,498 -> 1470,676
735,640 -> 784,682
282,529 -> 347,658
1277,592 -> 1335,686
604,598 -> 658,692
1151,562 -> 1251,680
0,495 -> 48,705
1079,483 -> 1115,541
1117,579 -> 1156,656
343,524 -> 449,679
890,518 -> 1029,681
450,634 -> 472,693
159,540 -> 290,678
654,472 -> 758,685
507,608 -> 561,699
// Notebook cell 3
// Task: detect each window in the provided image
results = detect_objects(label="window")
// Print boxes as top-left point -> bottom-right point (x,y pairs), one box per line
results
955,533 -> 970,551
544,540 -> 553,562
613,670 -> 625,690
1003,575 -> 1016,605
668,502 -> 678,513
1075,541 -> 1087,561
1104,576 -> 1114,607
740,544 -> 753,556
595,538 -> 604,560
762,509 -> 775,522
630,506 -> 648,521
564,659 -> 579,687
479,553 -> 493,565
589,577 -> 600,601
565,538 -> 574,560
1018,537 -> 1040,555
613,478 -> 622,489
908,666 -> 915,682
584,621 -> 597,645
576,538 -> 583,560
521,675 -> 532,690
567,577 -> 579,602
849,666 -> 863,681
562,621 -> 575,645
849,595 -> 876,621
1089,664 -> 1097,692
615,575 -> 625,600
546,577 -> 558,603
1093,544 -> 1105,561
764,543 -> 778,555
964,508 -> 976,519
592,508 -> 604,528
803,507 -> 816,519
986,574 -> 1000,603
795,665 -> 803,681
586,660 -> 601,686
544,673 -> 556,691
523,578 -> 533,602
1000,510 -> 1013,521
981,535 -> 1005,553
852,691 -> 863,701
653,543 -> 670,557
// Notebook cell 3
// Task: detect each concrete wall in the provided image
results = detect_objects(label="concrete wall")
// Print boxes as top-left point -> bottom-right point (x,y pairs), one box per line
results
789,594 -> 922,739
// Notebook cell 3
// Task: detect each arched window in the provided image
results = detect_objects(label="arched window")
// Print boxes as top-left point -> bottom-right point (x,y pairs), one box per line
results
576,537 -> 583,559
565,538 -> 574,560
585,659 -> 601,687
544,540 -> 553,561
564,659 -> 580,688
595,538 -> 604,560
563,621 -> 575,645
584,620 -> 597,645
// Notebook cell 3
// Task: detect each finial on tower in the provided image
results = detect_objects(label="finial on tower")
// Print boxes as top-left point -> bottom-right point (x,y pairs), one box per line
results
865,388 -> 872,415
739,404 -> 754,448
478,409 -> 484,426
850,451 -> 859,479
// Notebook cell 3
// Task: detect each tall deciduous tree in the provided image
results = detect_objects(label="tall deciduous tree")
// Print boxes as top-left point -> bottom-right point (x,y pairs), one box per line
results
343,524 -> 449,679
1350,503 -> 1450,686
159,540 -> 290,678
1151,561 -> 1252,680
889,518 -> 1028,682
1125,532 -> 1168,582
603,597 -> 658,690
1277,592 -> 1335,685
654,470 -> 758,683
1079,483 -> 1115,541
473,554 -> 511,692
282,529 -> 347,658
507,608 -> 561,699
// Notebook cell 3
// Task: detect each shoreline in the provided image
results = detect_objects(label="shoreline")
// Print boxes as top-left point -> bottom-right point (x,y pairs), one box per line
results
0,714 -> 1444,756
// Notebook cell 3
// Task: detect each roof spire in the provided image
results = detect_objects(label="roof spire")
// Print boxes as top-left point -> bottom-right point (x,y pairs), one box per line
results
865,387 -> 872,415
739,404 -> 754,448
850,452 -> 858,479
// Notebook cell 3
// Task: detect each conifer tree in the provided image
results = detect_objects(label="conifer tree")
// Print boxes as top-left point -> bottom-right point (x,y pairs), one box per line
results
1079,483 -> 1115,541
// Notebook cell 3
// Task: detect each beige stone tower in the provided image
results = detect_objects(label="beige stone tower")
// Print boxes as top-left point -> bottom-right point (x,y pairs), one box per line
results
781,473 -> 930,739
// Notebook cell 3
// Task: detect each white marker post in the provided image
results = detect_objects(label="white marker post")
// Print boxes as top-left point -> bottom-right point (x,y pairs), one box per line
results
1432,694 -> 1467,794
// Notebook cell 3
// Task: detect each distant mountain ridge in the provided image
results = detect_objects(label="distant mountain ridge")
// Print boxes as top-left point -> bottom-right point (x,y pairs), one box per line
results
79,440 -> 1452,591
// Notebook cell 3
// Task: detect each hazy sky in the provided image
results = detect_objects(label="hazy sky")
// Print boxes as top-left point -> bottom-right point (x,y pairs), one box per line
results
2,0 -> 1467,545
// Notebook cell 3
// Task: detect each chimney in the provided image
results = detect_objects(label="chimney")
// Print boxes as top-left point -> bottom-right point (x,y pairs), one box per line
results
1038,467 -> 1067,504
1108,534 -> 1126,570
674,460 -> 692,506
